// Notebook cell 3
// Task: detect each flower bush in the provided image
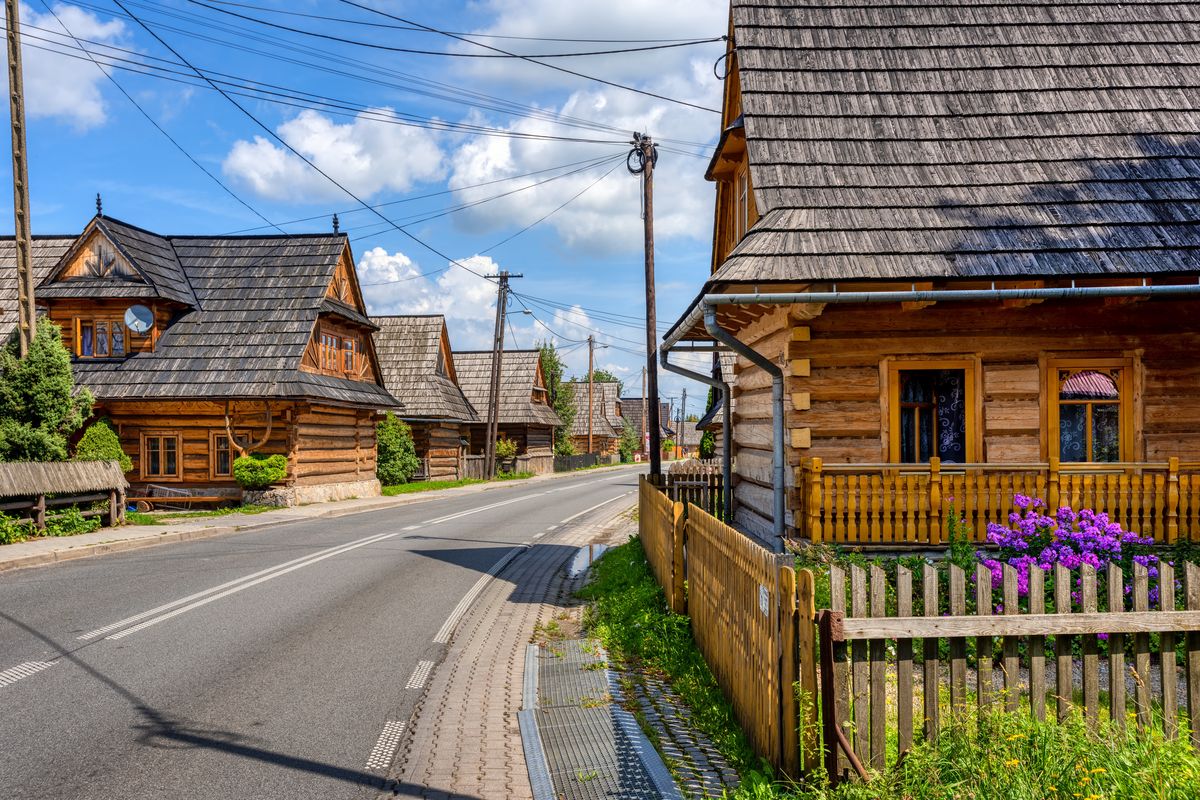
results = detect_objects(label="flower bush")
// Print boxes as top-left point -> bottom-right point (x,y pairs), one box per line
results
981,494 -> 1160,606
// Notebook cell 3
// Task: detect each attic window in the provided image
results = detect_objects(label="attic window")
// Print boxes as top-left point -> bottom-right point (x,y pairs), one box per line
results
76,318 -> 129,358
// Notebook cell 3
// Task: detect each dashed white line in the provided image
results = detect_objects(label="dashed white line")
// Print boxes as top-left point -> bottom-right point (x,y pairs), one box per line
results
433,545 -> 527,644
405,660 -> 435,690
106,531 -> 402,640
365,720 -> 407,770
402,525 -> 420,531
531,532 -> 546,540
423,493 -> 546,526
0,661 -> 55,689
559,491 -> 635,525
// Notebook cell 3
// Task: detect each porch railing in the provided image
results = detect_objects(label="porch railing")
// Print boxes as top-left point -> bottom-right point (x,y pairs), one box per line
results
796,457 -> 1200,546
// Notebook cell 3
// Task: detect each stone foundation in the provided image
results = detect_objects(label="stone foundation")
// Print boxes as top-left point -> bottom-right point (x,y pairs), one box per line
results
246,478 -> 382,507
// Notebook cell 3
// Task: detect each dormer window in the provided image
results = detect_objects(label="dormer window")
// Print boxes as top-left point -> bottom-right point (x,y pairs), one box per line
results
76,318 -> 131,358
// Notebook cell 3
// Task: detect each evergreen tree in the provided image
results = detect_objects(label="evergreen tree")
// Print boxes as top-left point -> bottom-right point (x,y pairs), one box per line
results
0,320 -> 93,462
376,412 -> 420,485
618,420 -> 639,463
74,419 -> 132,472
538,342 -> 577,455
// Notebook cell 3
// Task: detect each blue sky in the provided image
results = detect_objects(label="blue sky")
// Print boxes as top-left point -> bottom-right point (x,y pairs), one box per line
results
7,0 -> 728,419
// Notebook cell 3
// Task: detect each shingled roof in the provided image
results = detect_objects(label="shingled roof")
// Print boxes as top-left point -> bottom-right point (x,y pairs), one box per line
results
372,315 -> 478,422
0,217 -> 395,408
617,398 -> 675,439
453,349 -> 562,427
708,0 -> 1200,287
564,380 -> 623,439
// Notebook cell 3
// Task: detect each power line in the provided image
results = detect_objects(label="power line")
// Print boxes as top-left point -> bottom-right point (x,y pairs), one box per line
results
187,0 -> 722,59
340,0 -> 721,115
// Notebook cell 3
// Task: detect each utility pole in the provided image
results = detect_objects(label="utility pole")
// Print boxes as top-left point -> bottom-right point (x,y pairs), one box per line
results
680,388 -> 686,458
640,366 -> 647,457
587,334 -> 594,454
6,0 -> 35,357
629,132 -> 661,476
484,270 -> 521,478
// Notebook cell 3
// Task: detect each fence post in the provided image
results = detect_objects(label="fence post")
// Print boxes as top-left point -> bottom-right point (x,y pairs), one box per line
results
671,501 -> 686,614
808,458 -> 823,543
796,568 -> 819,774
779,566 -> 800,778
929,457 -> 942,546
107,489 -> 120,527
1048,458 -> 1061,512
33,494 -> 46,530
1169,457 -> 1180,544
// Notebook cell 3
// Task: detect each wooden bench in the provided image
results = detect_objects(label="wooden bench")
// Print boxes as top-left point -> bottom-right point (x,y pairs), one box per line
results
127,495 -> 231,513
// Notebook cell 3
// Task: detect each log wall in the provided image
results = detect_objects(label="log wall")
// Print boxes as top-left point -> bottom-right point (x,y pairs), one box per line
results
409,420 -> 467,480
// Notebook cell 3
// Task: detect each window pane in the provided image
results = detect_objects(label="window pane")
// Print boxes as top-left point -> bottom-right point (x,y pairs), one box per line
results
215,435 -> 230,476
95,321 -> 109,356
1092,404 -> 1121,462
81,324 -> 93,356
918,407 -> 934,462
343,339 -> 355,371
1059,404 -> 1088,461
164,437 -> 177,476
147,437 -> 160,476
933,370 -> 967,463
111,325 -> 125,357
1061,370 -> 1118,401
900,371 -> 933,403
900,408 -> 916,462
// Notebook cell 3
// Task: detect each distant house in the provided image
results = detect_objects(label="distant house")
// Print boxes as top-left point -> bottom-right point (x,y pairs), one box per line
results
453,349 -> 562,468
564,380 -> 623,454
661,0 -> 1200,547
616,398 -> 675,455
372,315 -> 479,480
0,214 -> 394,504
696,353 -> 737,460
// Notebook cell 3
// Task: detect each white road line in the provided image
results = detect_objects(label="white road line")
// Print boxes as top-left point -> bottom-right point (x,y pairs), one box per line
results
546,525 -> 559,531
405,660 -> 434,690
423,493 -> 545,526
0,660 -> 55,689
106,532 -> 402,641
365,720 -> 407,770
531,533 -> 545,540
559,491 -> 635,526
433,546 -> 527,644
402,525 -> 420,531
78,530 -> 401,640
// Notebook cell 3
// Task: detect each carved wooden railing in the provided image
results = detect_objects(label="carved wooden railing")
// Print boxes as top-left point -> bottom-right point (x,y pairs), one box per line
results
796,458 -> 1200,546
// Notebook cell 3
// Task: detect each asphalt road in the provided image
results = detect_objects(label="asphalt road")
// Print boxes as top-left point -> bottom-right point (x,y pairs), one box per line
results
0,466 -> 642,800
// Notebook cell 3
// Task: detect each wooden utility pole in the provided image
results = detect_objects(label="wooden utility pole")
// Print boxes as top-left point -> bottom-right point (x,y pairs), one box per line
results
587,334 -> 594,454
6,0 -> 35,357
640,365 -> 647,457
679,388 -> 686,458
630,132 -> 661,476
484,270 -> 521,478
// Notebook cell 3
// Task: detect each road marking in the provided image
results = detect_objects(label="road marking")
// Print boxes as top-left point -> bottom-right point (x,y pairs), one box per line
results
405,660 -> 434,690
402,525 -> 420,531
559,491 -> 635,525
78,530 -> 401,641
546,525 -> 559,531
423,493 -> 546,526
104,532 -> 402,641
433,545 -> 527,644
365,720 -> 407,770
0,660 -> 55,689
531,533 -> 545,540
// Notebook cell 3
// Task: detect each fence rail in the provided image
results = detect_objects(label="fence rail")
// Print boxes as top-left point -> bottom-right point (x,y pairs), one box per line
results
798,457 -> 1200,546
648,467 -> 724,521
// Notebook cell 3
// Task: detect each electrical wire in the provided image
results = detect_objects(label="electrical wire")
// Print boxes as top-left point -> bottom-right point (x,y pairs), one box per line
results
339,0 -> 721,115
187,0 -> 723,59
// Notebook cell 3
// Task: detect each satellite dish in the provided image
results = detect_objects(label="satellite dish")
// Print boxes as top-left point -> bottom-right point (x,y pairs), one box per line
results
124,304 -> 154,334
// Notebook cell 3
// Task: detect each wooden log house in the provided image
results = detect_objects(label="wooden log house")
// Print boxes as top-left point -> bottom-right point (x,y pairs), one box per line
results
0,214 -> 396,504
663,0 -> 1200,546
564,380 -> 623,455
371,315 -> 479,480
617,398 -> 675,456
452,349 -> 562,469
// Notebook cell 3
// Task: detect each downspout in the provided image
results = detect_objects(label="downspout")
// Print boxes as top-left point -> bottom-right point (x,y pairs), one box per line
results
658,347 -> 733,520
703,306 -> 786,553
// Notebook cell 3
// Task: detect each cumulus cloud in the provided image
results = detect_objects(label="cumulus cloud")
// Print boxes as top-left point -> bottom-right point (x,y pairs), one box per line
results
223,109 -> 445,202
15,3 -> 126,130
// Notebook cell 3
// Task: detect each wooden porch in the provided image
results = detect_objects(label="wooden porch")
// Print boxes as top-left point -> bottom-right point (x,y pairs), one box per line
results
796,457 -> 1200,547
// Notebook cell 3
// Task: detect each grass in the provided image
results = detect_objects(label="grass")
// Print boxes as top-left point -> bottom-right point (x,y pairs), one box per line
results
580,536 -> 1200,799
125,504 -> 275,525
495,470 -> 535,481
382,478 -> 483,496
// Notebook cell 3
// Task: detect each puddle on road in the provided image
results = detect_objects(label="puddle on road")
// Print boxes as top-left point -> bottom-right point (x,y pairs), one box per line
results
568,543 -> 610,578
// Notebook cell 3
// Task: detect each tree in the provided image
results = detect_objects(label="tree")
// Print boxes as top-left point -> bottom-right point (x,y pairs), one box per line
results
589,369 -> 623,396
0,320 -> 93,462
539,342 -> 577,456
699,430 -> 716,459
618,420 -> 639,463
74,420 -> 132,472
376,412 -> 420,485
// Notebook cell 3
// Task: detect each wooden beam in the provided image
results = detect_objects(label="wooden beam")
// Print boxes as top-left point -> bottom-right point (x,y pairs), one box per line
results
834,610 -> 1200,641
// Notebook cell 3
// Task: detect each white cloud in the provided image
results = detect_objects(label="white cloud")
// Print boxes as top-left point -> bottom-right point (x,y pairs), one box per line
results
16,3 -> 126,130
223,109 -> 445,202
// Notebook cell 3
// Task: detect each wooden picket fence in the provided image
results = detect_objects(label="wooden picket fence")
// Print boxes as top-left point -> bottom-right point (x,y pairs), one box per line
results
820,560 -> 1200,783
639,476 -> 685,614
648,464 -> 724,520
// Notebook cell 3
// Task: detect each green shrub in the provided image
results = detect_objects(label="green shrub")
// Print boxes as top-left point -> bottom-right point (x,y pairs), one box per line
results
233,453 -> 287,489
495,436 -> 519,460
46,506 -> 101,537
660,438 -> 676,454
618,421 -> 639,463
376,412 -> 420,485
0,512 -> 33,545
699,429 -> 716,459
73,420 -> 132,472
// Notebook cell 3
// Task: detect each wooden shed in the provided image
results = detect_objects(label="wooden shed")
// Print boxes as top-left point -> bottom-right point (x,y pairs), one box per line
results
663,0 -> 1200,547
0,214 -> 396,505
371,315 -> 478,480
453,349 -> 562,470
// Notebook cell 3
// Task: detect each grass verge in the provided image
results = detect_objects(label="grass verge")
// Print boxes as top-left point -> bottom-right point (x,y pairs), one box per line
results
125,504 -> 275,525
382,479 -> 484,496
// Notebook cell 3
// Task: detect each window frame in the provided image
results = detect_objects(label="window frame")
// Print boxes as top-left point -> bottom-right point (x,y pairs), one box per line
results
884,357 -> 980,463
1045,357 -> 1135,463
209,431 -> 233,480
140,431 -> 183,481
74,317 -> 132,359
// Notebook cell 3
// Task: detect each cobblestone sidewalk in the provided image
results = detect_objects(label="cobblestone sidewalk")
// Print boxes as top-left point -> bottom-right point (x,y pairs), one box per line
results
385,505 -> 635,799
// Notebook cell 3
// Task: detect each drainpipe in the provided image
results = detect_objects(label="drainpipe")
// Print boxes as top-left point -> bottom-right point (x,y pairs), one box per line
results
703,306 -> 786,553
658,347 -> 732,520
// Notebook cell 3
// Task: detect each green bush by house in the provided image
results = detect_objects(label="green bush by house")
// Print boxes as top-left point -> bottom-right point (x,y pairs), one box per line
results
495,436 -> 519,460
73,420 -> 132,472
233,453 -> 287,489
376,412 -> 420,485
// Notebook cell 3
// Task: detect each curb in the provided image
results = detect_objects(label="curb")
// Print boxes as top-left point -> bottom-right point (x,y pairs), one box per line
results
0,464 -> 642,575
